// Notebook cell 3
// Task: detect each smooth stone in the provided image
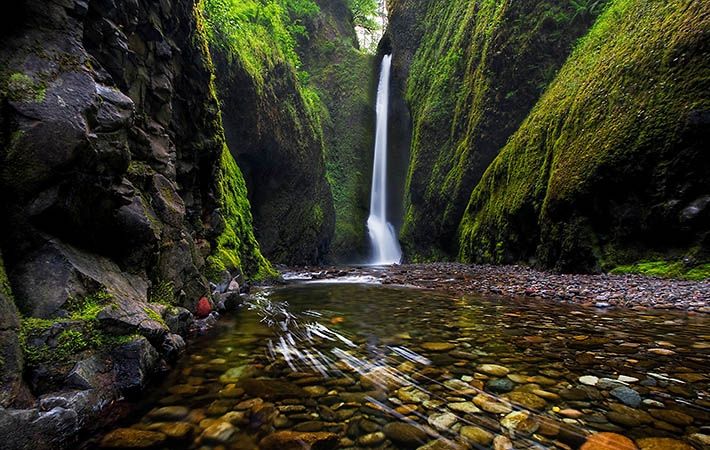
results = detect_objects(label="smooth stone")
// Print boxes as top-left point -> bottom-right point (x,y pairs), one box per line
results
500,411 -> 539,435
358,432 -> 386,447
688,434 -> 710,448
220,411 -> 248,426
448,402 -> 481,414
493,435 -> 513,450
618,375 -> 639,383
473,394 -> 512,414
581,432 -> 638,450
648,409 -> 693,426
147,406 -> 189,421
200,421 -> 236,444
477,364 -> 510,377
428,412 -> 458,431
397,386 -> 431,403
219,366 -> 249,384
579,375 -> 600,386
100,429 -> 167,448
303,385 -> 328,397
156,422 -> 193,439
559,408 -> 584,419
610,386 -> 642,408
635,437 -> 695,450
238,379 -> 306,399
259,431 -> 339,450
460,425 -> 493,445
443,379 -> 477,394
422,342 -> 456,352
486,378 -> 514,393
504,391 -> 547,410
383,422 -> 428,446
417,439 -> 467,450
606,403 -> 653,427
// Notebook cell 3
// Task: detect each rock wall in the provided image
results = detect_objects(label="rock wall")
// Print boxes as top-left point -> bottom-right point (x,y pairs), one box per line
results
458,0 -> 710,272
388,0 -> 600,260
0,0 -> 270,447
301,0 -> 376,262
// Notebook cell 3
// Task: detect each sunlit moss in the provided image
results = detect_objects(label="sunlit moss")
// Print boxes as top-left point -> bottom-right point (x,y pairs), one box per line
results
611,261 -> 710,281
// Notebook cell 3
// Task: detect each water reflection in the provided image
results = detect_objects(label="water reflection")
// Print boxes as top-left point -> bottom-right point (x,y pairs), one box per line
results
95,283 -> 710,449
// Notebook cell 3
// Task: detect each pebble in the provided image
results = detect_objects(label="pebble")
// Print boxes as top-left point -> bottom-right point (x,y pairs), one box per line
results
422,342 -> 456,352
383,422 -> 428,446
500,411 -> 539,435
581,432 -> 638,450
476,364 -> 510,377
473,394 -> 512,414
635,437 -> 695,450
427,412 -> 458,431
648,409 -> 693,426
358,431 -> 386,446
486,378 -> 514,393
100,429 -> 167,448
610,386 -> 642,408
259,431 -> 339,450
460,425 -> 493,445
200,421 -> 236,444
448,402 -> 481,414
147,406 -> 189,421
493,435 -> 514,450
579,375 -> 600,386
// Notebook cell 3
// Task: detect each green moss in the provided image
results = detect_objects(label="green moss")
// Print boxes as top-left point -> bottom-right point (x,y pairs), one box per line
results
142,306 -> 167,326
2,72 -> 46,103
0,252 -> 12,301
400,0 -> 602,260
149,279 -> 176,306
65,288 -> 112,321
458,0 -> 710,272
209,145 -> 276,281
611,261 -> 710,281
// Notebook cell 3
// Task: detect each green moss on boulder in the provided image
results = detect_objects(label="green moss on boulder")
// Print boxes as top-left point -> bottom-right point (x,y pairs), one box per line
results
458,0 -> 710,272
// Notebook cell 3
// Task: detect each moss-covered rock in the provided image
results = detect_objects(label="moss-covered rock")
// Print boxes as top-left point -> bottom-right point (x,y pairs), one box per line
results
0,250 -> 26,408
300,0 -> 376,262
458,0 -> 710,272
390,0 -> 601,260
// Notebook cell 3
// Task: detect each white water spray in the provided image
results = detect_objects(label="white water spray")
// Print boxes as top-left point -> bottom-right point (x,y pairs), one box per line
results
367,54 -> 402,265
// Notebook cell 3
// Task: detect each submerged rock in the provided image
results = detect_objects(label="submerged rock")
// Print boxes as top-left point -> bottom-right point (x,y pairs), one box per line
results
100,428 -> 167,448
259,431 -> 339,450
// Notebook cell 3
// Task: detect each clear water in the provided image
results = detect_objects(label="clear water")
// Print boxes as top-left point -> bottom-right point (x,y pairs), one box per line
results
367,54 -> 402,265
94,282 -> 710,449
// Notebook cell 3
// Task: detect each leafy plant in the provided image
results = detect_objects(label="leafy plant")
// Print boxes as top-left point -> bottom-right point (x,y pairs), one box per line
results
347,0 -> 380,31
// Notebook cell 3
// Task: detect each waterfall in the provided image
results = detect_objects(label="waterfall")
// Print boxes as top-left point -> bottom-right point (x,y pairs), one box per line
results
367,54 -> 402,265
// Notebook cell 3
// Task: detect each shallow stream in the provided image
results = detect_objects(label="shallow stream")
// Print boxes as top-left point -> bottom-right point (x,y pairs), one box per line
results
95,281 -> 710,449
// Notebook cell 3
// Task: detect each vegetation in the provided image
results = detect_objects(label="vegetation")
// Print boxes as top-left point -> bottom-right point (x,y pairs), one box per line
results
400,0 -> 603,260
347,0 -> 380,31
1,72 -> 46,103
611,261 -> 710,281
458,0 -> 709,272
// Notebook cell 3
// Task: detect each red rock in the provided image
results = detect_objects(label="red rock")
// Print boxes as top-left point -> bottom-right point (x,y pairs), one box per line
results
581,432 -> 638,450
196,297 -> 212,318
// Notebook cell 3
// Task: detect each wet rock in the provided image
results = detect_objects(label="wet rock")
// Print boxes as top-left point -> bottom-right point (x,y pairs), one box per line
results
100,428 -> 167,448
500,411 -> 539,435
417,439 -> 467,450
65,356 -> 105,390
358,431 -> 386,446
384,422 -> 428,446
427,412 -> 458,431
238,379 -> 306,399
448,402 -> 481,414
473,394 -> 512,414
259,431 -> 339,450
147,406 -> 189,421
155,422 -> 193,440
606,403 -> 653,427
610,386 -> 642,408
196,297 -> 212,318
476,364 -> 510,377
0,407 -> 79,450
648,409 -> 693,426
111,336 -> 160,395
161,333 -> 186,361
581,432 -> 638,450
688,434 -> 710,448
200,421 -> 236,444
486,378 -> 514,393
635,437 -> 695,450
421,342 -> 456,352
460,425 -> 493,445
503,391 -> 547,410
361,367 -> 406,390
579,375 -> 600,386
493,435 -> 513,450
397,386 -> 430,403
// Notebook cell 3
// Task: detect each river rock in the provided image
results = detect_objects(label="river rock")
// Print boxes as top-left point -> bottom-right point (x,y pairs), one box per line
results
635,437 -> 695,450
500,411 -> 538,435
237,379 -> 305,399
156,422 -> 193,440
397,386 -> 430,403
493,435 -> 513,450
473,394 -> 512,414
422,342 -> 456,352
428,412 -> 458,431
200,421 -> 236,444
579,375 -> 600,386
476,364 -> 510,377
486,378 -> 514,393
648,409 -> 693,426
147,406 -> 189,421
610,386 -> 642,407
100,428 -> 167,448
503,391 -> 547,410
384,422 -> 428,446
358,432 -> 386,446
460,425 -> 493,445
417,439 -> 468,450
581,432 -> 638,450
259,431 -> 339,450
448,402 -> 481,414
606,403 -> 653,427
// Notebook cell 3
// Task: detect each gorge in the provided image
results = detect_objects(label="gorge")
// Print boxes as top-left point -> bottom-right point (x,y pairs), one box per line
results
0,0 -> 708,449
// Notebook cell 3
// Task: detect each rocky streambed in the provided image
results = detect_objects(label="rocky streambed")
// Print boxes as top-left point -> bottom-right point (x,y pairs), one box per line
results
90,281 -> 709,449
289,264 -> 710,312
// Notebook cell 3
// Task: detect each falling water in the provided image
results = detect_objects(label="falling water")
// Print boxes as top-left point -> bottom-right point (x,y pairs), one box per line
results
367,54 -> 402,265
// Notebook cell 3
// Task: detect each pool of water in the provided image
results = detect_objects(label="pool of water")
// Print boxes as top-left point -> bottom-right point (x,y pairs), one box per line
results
94,282 -> 710,449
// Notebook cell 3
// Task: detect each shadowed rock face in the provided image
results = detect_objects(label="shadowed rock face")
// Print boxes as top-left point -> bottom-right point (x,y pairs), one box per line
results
0,0 -> 260,446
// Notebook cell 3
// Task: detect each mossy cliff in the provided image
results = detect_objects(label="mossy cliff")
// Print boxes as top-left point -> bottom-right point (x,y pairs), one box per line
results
0,0 -> 270,446
388,0 -> 601,261
458,0 -> 710,272
300,0 -> 376,261
202,0 -> 335,265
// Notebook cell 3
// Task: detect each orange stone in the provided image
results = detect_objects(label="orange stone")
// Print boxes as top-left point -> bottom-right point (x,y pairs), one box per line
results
581,432 -> 638,450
